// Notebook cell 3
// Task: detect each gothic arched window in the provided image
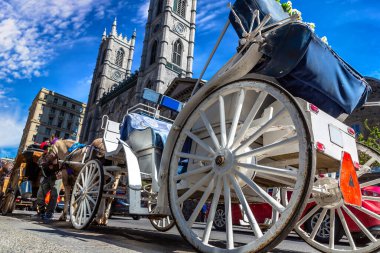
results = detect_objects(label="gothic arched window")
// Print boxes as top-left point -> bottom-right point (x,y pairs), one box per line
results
115,48 -> 124,67
172,40 -> 182,66
156,0 -> 164,16
150,41 -> 158,65
174,0 -> 186,18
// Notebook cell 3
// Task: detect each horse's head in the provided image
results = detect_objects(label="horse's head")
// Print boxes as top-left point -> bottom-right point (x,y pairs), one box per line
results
38,148 -> 58,171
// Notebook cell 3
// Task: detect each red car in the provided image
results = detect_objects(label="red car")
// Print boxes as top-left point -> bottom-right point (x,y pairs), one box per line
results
212,186 -> 380,244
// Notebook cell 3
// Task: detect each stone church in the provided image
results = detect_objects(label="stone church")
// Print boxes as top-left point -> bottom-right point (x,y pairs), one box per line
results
80,0 -> 197,143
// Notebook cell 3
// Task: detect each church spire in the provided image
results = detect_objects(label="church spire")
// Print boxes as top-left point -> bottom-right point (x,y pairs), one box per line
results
102,28 -> 107,40
111,17 -> 117,36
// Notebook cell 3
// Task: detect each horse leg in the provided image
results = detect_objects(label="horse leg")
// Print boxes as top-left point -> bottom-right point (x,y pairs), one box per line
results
59,170 -> 69,221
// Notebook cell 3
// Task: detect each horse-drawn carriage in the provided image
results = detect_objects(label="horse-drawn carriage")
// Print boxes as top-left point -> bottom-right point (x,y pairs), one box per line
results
69,0 -> 380,252
0,144 -> 45,215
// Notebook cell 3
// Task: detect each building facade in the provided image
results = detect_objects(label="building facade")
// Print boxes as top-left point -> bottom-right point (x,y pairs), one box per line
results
345,77 -> 380,137
17,88 -> 86,155
80,0 -> 197,143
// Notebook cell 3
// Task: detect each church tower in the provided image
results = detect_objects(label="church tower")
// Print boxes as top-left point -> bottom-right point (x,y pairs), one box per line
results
81,19 -> 136,142
136,0 -> 197,95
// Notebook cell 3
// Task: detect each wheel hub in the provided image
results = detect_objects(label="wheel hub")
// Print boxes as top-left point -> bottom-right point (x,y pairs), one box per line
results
212,149 -> 235,175
313,177 -> 343,208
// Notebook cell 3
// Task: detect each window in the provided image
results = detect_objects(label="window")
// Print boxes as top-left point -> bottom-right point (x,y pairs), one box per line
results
156,0 -> 164,16
63,101 -> 67,107
150,41 -> 158,65
53,98 -> 58,104
69,113 -> 74,120
55,131 -> 61,138
38,114 -> 42,121
60,110 -> 65,117
71,104 -> 76,110
50,107 -> 56,113
58,120 -> 63,128
32,135 -> 36,142
41,104 -> 45,111
45,128 -> 51,135
35,125 -> 39,131
67,122 -> 72,131
172,40 -> 182,66
115,49 -> 124,67
64,133 -> 70,139
48,118 -> 53,125
174,0 -> 186,18
44,94 -> 48,100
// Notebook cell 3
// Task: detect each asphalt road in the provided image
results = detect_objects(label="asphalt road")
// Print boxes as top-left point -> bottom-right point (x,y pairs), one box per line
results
0,210 -> 319,253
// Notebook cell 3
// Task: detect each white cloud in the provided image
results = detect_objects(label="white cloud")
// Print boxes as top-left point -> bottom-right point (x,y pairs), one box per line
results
131,0 -> 150,25
0,0 -> 116,82
0,113 -> 25,148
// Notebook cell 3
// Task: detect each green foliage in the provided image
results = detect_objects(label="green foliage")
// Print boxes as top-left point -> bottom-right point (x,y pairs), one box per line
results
358,119 -> 380,152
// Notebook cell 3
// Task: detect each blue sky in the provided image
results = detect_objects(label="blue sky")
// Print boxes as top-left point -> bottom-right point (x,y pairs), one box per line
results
0,0 -> 379,158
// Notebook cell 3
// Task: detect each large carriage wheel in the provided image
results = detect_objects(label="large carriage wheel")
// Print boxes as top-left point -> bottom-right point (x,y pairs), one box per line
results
1,168 -> 19,216
167,79 -> 315,252
147,185 -> 175,232
70,160 -> 104,230
295,143 -> 380,253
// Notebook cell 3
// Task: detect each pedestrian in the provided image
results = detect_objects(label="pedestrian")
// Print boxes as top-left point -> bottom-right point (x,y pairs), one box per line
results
35,135 -> 60,220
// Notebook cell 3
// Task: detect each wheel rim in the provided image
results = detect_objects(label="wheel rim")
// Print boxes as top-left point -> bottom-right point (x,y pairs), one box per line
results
296,143 -> 380,252
70,160 -> 103,229
168,80 -> 314,252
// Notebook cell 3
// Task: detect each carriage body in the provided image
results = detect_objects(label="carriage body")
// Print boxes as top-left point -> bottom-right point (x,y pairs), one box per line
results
69,0 -> 380,252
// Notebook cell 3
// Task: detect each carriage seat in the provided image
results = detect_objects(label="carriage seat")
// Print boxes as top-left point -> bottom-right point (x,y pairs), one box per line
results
120,113 -> 172,177
120,113 -> 172,151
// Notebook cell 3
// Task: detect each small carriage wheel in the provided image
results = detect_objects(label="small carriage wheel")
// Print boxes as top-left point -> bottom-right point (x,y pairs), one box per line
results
167,78 -> 315,253
147,185 -> 175,232
1,192 -> 15,216
70,160 -> 104,230
295,143 -> 380,253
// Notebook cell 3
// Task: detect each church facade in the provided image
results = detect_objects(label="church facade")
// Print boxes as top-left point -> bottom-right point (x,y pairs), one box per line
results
81,0 -> 197,143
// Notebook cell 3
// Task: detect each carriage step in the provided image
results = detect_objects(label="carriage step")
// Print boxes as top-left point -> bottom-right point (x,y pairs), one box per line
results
103,166 -> 122,172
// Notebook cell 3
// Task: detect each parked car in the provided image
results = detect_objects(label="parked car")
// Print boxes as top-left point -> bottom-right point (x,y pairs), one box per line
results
211,186 -> 380,244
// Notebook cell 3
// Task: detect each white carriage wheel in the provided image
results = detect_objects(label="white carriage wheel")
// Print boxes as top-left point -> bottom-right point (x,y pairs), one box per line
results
70,160 -> 104,230
295,143 -> 380,253
167,79 -> 315,253
147,185 -> 175,232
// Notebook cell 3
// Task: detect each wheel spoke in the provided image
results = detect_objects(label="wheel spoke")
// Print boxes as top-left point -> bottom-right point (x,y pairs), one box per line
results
352,205 -> 380,220
342,205 -> 377,243
310,208 -> 327,240
85,166 -> 95,187
296,205 -> 320,227
364,157 -> 377,167
362,196 -> 380,202
86,168 -> 99,189
329,208 -> 336,249
229,174 -> 263,238
75,181 -> 83,190
84,197 -> 91,217
235,136 -> 298,160
223,176 -> 234,249
87,180 -> 100,192
185,130 -> 215,155
175,152 -> 213,162
174,165 -> 212,181
200,111 -> 221,150
227,89 -> 245,148
177,172 -> 214,204
234,169 -> 285,213
187,178 -> 215,226
84,165 -> 89,186
202,176 -> 222,244
337,207 -> 356,250
361,178 -> 380,188
236,162 -> 297,179
219,95 -> 227,148
233,91 -> 267,148
235,108 -> 286,153
87,195 -> 97,205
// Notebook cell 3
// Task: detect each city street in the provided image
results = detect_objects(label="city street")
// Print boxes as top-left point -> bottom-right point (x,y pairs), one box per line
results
0,210 -> 319,253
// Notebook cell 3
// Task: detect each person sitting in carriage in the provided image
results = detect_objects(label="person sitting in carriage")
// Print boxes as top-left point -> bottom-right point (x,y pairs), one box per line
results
35,135 -> 60,220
